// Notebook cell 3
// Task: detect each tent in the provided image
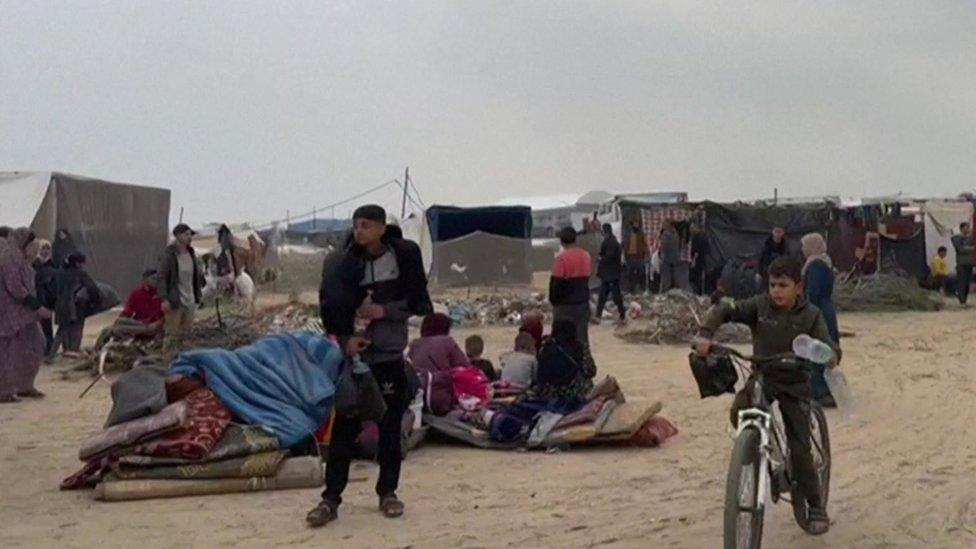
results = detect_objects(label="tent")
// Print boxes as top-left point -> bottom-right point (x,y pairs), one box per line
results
425,206 -> 532,286
0,172 -> 170,295
919,200 -> 974,272
703,202 -> 833,273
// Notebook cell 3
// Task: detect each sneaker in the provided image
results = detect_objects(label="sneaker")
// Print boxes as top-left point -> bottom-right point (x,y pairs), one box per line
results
805,506 -> 830,535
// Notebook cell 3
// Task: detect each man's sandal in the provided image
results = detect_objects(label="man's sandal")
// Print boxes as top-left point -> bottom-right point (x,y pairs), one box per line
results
306,500 -> 338,528
379,495 -> 405,518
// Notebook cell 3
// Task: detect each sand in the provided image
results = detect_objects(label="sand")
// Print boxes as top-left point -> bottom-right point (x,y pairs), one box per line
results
2,308 -> 976,548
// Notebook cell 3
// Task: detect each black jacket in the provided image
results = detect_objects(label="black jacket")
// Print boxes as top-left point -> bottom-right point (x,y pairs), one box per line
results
54,265 -> 102,325
758,236 -> 787,278
597,235 -> 623,282
319,236 -> 433,339
33,258 -> 58,309
157,244 -> 204,308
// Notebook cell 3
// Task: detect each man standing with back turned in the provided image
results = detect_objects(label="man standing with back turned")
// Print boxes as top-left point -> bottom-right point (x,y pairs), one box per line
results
952,222 -> 974,305
308,205 -> 432,528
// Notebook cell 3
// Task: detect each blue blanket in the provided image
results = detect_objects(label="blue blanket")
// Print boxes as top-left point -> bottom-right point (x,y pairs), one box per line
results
168,332 -> 343,448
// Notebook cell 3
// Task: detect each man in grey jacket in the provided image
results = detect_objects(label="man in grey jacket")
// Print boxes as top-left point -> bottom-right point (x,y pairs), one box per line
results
952,222 -> 974,305
309,205 -> 432,528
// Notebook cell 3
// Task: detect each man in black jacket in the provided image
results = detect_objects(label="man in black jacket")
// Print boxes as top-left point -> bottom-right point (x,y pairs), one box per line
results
758,227 -> 788,287
594,224 -> 625,325
157,224 -> 205,351
308,205 -> 432,528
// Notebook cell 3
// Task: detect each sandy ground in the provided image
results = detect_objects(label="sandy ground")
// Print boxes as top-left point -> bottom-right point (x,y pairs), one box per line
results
3,306 -> 976,548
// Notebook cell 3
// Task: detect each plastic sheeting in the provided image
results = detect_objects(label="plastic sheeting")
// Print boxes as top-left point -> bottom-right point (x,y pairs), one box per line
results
51,173 -> 171,295
426,205 -> 532,241
921,201 -> 974,272
0,172 -> 53,227
1,172 -> 170,295
702,202 -> 833,272
431,231 -> 532,286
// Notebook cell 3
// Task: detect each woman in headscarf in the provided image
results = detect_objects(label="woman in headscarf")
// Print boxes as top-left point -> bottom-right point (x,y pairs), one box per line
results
33,239 -> 57,353
801,233 -> 840,407
531,318 -> 597,406
407,313 -> 469,376
0,228 -> 51,402
50,252 -> 102,357
52,228 -> 78,268
518,312 -> 545,348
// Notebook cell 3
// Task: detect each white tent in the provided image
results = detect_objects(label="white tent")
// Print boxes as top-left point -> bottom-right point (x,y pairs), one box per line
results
920,200 -> 974,272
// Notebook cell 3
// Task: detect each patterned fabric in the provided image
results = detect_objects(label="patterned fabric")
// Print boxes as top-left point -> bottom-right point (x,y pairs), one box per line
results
640,207 -> 703,263
79,400 -> 189,461
554,396 -> 607,430
109,451 -> 285,480
132,388 -> 232,460
117,424 -> 279,466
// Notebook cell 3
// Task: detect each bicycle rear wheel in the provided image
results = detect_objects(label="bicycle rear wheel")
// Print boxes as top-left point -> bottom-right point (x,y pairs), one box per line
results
724,427 -> 764,549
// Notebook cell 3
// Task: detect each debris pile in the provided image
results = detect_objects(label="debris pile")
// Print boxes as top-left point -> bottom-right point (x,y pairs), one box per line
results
78,303 -> 319,374
440,292 -> 553,327
836,274 -> 944,312
615,290 -> 751,345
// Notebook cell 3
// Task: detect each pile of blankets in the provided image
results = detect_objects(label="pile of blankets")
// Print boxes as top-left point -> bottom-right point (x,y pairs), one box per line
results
62,332 -> 342,501
423,375 -> 678,451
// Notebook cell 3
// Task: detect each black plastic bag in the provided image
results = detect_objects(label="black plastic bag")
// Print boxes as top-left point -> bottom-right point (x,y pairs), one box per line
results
334,358 -> 388,422
688,353 -> 737,398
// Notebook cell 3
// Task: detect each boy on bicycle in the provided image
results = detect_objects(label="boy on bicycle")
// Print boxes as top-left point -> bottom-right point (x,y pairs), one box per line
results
695,255 -> 838,535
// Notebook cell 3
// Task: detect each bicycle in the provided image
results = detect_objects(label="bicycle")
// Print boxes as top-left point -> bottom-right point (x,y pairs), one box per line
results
710,344 -> 831,549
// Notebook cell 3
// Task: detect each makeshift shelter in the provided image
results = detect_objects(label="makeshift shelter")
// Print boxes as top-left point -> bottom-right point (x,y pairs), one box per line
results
496,191 -> 613,238
919,200 -> 974,272
702,202 -> 833,273
0,171 -> 170,294
283,218 -> 351,249
426,206 -> 532,286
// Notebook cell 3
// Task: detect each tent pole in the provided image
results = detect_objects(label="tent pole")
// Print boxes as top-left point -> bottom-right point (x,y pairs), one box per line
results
179,207 -> 184,223
401,167 -> 410,219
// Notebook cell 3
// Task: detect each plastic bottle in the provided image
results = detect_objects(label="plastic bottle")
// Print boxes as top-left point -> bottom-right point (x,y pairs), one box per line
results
824,368 -> 856,420
792,334 -> 835,364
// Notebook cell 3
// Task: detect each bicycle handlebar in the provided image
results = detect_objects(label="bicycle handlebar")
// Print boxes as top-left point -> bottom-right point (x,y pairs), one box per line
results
696,342 -> 796,364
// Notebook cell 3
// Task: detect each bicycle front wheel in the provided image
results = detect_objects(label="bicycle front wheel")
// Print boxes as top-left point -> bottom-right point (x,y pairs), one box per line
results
724,427 -> 765,549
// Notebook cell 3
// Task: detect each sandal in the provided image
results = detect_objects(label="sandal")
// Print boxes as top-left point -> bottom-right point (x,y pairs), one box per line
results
379,495 -> 405,518
306,499 -> 338,528
0,395 -> 21,404
18,389 -> 45,399
805,506 -> 830,536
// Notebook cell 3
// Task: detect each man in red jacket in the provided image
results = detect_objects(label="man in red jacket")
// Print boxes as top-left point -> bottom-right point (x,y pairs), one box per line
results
95,270 -> 165,349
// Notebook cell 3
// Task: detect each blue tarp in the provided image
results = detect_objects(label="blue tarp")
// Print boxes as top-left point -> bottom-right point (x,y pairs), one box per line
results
287,218 -> 352,235
168,332 -> 343,448
426,205 -> 532,241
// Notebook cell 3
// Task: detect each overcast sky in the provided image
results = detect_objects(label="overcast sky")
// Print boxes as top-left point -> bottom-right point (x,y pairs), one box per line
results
2,1 -> 975,226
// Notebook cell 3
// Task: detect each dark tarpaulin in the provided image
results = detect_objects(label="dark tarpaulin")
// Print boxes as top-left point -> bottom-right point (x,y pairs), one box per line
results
703,202 -> 833,272
432,232 -> 532,286
52,174 -> 171,296
426,206 -> 532,286
879,224 -> 928,280
426,206 -> 532,242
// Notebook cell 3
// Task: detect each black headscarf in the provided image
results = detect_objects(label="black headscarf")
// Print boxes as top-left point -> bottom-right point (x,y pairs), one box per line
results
536,319 -> 585,387
52,229 -> 78,268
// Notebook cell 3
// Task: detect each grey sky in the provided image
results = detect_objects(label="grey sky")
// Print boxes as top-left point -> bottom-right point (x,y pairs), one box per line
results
2,1 -> 975,226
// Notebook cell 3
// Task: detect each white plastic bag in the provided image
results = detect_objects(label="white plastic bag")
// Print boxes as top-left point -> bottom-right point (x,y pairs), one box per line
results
824,368 -> 856,420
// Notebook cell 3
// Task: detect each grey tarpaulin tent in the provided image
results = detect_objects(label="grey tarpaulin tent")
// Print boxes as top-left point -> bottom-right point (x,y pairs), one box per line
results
0,172 -> 171,295
426,205 -> 532,286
